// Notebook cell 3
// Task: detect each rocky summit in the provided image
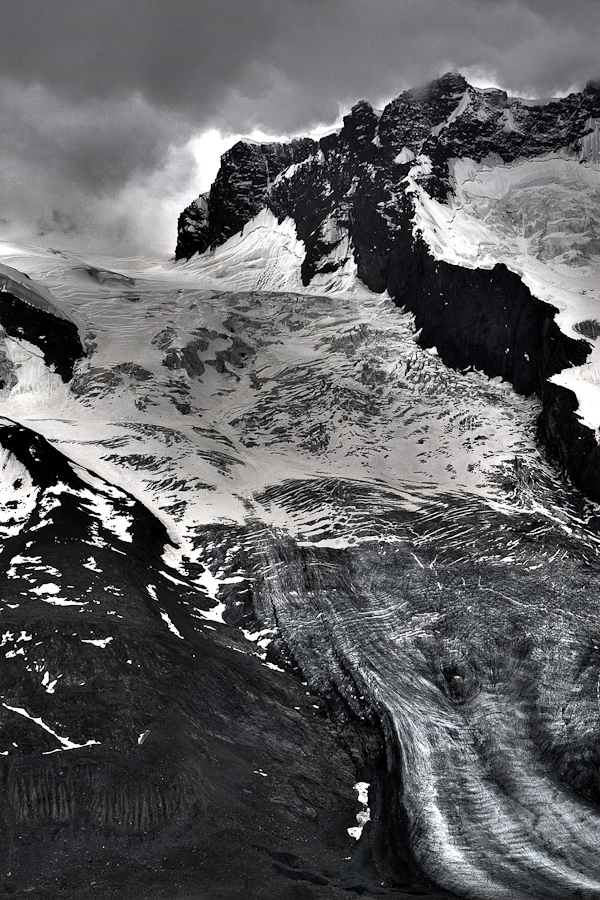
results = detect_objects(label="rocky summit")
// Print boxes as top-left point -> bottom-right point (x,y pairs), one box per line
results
0,74 -> 598,899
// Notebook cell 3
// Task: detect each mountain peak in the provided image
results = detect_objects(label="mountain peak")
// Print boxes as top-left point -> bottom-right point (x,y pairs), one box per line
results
420,71 -> 469,95
403,71 -> 469,105
341,100 -> 380,147
175,71 -> 600,504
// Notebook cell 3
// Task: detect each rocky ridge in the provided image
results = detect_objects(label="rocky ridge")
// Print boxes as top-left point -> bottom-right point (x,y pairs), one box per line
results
176,73 -> 600,500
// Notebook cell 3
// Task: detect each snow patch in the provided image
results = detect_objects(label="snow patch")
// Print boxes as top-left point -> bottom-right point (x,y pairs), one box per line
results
81,636 -> 113,647
147,584 -> 185,639
2,702 -> 99,752
30,582 -> 60,595
42,671 -> 61,693
159,610 -> 184,640
42,597 -> 86,607
262,661 -> 284,672
347,781 -> 371,840
158,568 -> 188,586
195,599 -> 226,624
394,147 -> 416,165
78,490 -> 133,543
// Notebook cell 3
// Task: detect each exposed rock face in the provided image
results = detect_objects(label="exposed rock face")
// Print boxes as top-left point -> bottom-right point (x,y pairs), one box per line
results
175,138 -> 316,259
0,265 -> 83,382
176,73 -> 600,501
379,73 -> 599,170
0,294 -> 82,382
539,379 -> 600,502
0,423 -> 423,900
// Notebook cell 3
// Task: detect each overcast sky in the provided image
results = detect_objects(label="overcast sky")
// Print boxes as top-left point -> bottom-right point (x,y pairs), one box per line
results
0,0 -> 597,257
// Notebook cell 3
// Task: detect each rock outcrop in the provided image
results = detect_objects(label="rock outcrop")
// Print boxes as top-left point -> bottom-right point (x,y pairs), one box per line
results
175,138 -> 316,260
0,263 -> 83,382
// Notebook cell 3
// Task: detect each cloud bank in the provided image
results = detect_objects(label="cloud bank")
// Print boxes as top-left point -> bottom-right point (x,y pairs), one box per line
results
0,0 -> 597,255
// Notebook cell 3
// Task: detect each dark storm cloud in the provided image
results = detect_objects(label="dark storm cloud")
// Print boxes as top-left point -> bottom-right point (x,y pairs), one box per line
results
0,81 -> 191,192
0,0 -> 597,252
0,79 -> 198,253
1,0 -> 596,127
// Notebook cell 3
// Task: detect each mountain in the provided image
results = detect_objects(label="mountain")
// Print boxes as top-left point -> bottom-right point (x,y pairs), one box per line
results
177,72 -> 600,504
0,73 -> 598,899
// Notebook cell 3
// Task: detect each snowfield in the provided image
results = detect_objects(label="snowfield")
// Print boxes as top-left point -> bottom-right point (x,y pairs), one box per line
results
407,150 -> 600,432
0,235 -> 567,557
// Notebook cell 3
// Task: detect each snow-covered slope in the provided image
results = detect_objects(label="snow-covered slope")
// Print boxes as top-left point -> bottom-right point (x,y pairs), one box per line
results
180,207 -> 368,295
0,258 -> 82,383
0,240 -> 546,546
408,153 -> 600,432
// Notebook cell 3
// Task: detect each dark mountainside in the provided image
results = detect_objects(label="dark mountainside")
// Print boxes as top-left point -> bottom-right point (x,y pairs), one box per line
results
177,73 -> 600,502
0,266 -> 83,383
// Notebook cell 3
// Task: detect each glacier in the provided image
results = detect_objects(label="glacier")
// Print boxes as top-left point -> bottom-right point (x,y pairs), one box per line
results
0,73 -> 598,899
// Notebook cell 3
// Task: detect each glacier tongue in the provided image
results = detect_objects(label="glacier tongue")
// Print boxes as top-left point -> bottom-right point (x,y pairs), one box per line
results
0,237 -> 599,899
